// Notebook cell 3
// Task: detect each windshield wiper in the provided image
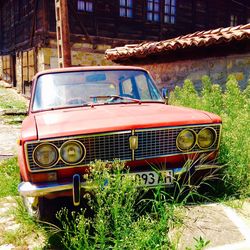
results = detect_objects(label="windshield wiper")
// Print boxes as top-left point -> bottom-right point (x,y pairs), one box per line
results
90,95 -> 141,104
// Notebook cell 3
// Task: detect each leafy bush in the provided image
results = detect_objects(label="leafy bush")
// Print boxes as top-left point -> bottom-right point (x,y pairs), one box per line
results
57,161 -> 175,250
170,75 -> 250,196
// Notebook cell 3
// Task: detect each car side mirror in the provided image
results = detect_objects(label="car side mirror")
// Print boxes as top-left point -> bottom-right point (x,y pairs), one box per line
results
161,87 -> 169,105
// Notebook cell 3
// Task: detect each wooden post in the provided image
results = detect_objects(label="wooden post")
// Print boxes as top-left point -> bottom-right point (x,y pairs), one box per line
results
55,0 -> 71,68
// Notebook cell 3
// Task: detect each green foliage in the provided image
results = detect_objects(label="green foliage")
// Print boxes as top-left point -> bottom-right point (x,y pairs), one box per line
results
57,161 -> 174,250
169,75 -> 250,196
223,75 -> 245,120
0,157 -> 20,197
200,76 -> 223,115
170,79 -> 200,109
186,236 -> 210,250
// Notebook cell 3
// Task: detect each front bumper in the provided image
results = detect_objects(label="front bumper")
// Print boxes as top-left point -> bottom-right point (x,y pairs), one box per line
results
18,164 -> 221,198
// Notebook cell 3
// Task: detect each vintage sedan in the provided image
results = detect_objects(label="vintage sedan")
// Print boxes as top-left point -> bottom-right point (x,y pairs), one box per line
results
18,66 -> 222,218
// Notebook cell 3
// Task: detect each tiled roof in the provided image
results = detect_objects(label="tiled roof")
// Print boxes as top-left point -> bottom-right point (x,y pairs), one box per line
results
105,24 -> 250,61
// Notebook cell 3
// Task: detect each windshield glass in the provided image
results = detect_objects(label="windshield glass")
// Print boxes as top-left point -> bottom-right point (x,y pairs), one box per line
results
32,70 -> 163,111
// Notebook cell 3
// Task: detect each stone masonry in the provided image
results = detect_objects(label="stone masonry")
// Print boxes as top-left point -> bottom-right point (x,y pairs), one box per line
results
0,40 -> 116,95
138,53 -> 250,92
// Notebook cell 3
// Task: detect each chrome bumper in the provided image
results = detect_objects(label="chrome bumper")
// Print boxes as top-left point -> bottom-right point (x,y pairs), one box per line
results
18,180 -> 92,197
18,164 -> 221,197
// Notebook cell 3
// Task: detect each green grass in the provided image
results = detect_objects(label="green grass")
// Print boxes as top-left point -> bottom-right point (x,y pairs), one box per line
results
0,86 -> 27,112
0,157 -> 20,197
56,161 -> 176,250
2,115 -> 26,125
54,160 -> 215,250
169,75 -> 250,196
0,86 -> 27,124
0,158 -> 47,248
3,197 -> 47,248
0,158 -> 213,249
0,196 -> 47,248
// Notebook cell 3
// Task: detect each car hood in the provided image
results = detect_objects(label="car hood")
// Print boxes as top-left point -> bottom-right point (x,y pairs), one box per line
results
33,103 -> 221,140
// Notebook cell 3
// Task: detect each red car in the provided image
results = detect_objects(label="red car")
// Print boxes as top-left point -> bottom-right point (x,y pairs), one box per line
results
18,66 -> 222,218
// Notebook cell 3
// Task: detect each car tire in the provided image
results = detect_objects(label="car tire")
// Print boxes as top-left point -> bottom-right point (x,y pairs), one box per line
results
22,196 -> 55,221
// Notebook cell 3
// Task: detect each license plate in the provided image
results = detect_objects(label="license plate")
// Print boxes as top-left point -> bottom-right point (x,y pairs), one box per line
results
124,170 -> 173,187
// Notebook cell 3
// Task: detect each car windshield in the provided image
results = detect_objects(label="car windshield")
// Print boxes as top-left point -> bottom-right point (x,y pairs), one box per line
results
32,69 -> 163,111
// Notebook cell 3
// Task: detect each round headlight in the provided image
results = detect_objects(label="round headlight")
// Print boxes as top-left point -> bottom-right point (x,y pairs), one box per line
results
176,129 -> 196,151
33,143 -> 58,168
60,140 -> 85,165
197,127 -> 216,149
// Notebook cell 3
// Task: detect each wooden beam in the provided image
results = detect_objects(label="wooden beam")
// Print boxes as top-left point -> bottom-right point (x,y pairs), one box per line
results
55,0 -> 71,68
30,0 -> 39,47
42,0 -> 49,33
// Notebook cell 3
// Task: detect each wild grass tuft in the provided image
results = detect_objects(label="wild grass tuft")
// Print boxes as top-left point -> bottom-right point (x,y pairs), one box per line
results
170,75 -> 250,196
53,159 -> 220,249
0,157 -> 20,197
56,160 -> 177,250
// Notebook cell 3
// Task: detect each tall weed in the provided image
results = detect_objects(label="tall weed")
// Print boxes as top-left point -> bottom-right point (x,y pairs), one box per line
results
57,161 -> 174,250
170,75 -> 250,196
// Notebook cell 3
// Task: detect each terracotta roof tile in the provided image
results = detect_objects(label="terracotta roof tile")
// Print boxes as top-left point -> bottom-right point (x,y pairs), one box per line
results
105,24 -> 250,61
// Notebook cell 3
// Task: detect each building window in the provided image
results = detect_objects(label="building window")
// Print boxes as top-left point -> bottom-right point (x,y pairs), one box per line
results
78,0 -> 93,12
120,0 -> 133,18
164,0 -> 176,24
230,15 -> 238,26
147,0 -> 160,22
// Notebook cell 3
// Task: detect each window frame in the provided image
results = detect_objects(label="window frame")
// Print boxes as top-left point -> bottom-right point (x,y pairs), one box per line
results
119,0 -> 133,18
146,0 -> 160,22
163,0 -> 176,24
77,0 -> 94,13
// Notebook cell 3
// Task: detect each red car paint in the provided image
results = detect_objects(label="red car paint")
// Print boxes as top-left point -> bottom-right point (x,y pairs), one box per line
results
18,66 -> 222,199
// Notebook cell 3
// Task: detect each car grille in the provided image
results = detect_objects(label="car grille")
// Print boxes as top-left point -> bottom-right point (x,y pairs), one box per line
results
26,124 -> 221,172
135,125 -> 221,160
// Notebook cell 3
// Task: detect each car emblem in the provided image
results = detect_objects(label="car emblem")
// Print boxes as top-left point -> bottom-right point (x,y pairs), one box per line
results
129,135 -> 138,150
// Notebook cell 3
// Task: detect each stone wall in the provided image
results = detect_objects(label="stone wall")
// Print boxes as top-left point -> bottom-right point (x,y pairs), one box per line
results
0,40 -> 115,96
41,40 -> 114,70
138,53 -> 250,92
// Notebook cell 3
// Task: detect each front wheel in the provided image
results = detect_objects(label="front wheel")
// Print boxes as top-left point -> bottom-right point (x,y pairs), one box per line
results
22,196 -> 55,221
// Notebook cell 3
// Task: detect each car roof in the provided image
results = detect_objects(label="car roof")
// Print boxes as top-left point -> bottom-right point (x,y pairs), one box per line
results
34,66 -> 147,79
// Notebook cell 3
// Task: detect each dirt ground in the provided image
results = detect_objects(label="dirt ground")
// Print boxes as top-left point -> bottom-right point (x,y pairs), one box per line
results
0,124 -> 20,161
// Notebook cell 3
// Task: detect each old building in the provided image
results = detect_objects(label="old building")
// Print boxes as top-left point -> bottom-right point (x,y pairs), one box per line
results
0,0 -> 250,95
106,24 -> 250,91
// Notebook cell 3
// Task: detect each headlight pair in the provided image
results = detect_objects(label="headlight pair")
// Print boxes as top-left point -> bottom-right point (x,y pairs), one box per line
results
33,140 -> 85,168
176,127 -> 216,151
